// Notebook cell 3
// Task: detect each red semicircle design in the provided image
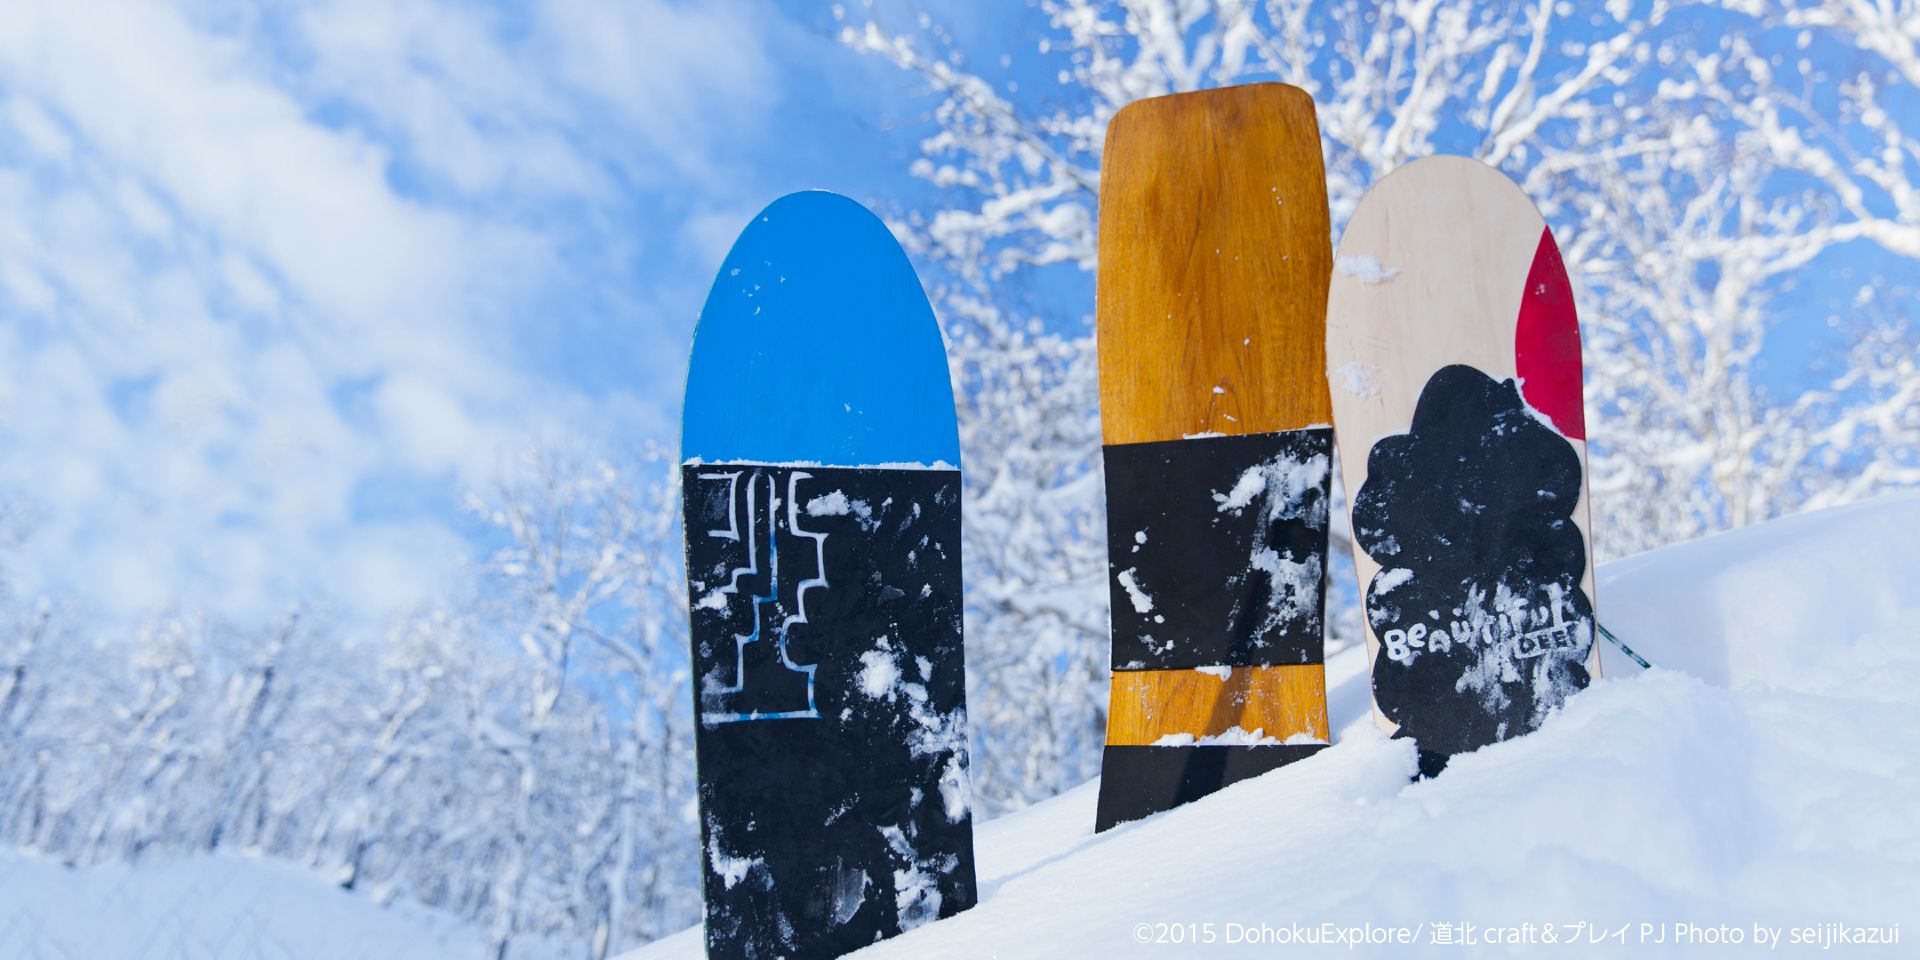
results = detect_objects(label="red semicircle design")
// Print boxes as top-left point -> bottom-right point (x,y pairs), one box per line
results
1514,227 -> 1586,441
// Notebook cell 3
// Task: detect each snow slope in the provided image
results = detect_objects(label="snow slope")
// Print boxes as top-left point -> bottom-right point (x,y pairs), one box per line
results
0,850 -> 501,959
629,492 -> 1920,958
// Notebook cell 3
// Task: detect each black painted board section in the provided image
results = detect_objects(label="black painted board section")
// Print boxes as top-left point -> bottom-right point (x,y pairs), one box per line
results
1352,365 -> 1594,760
683,464 -> 976,960
1094,744 -> 1327,832
1103,428 -> 1332,671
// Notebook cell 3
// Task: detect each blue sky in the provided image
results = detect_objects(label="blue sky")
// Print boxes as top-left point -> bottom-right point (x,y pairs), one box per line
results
0,0 -> 1900,625
0,0 -> 961,622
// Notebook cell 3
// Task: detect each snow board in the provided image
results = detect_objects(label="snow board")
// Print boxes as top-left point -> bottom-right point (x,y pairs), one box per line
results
1093,84 -> 1335,832
1324,156 -> 1601,777
681,191 -> 976,958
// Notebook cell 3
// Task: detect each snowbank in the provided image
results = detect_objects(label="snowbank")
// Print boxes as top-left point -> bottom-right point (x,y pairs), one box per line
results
0,850 -> 497,959
1595,491 -> 1920,693
629,492 -> 1920,958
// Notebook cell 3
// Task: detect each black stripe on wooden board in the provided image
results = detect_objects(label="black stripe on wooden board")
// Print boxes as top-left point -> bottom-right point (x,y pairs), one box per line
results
1103,428 -> 1332,671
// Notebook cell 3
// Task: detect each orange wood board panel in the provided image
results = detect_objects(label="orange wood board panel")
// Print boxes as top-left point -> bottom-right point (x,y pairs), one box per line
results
1106,665 -> 1329,746
1098,82 -> 1333,446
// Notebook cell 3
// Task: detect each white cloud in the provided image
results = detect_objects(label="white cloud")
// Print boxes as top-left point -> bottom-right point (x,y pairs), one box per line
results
289,0 -> 776,196
333,521 -> 470,615
2,98 -> 72,160
0,0 -> 781,624
680,205 -> 765,275
537,0 -> 776,181
375,373 -> 483,477
0,2 -> 499,327
292,0 -> 610,200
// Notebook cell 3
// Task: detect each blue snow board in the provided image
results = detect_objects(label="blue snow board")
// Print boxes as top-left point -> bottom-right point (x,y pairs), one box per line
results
681,191 -> 977,959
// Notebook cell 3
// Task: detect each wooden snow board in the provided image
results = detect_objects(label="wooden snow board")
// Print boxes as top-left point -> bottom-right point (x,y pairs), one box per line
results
1324,156 -> 1601,777
681,191 -> 976,959
1093,83 -> 1335,832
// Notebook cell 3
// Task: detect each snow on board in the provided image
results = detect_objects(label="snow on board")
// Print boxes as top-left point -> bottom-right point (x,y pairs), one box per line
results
1325,156 -> 1599,773
1093,84 -> 1334,831
681,191 -> 976,958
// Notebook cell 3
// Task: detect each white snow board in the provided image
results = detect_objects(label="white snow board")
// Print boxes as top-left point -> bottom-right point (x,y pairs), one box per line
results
1325,156 -> 1601,775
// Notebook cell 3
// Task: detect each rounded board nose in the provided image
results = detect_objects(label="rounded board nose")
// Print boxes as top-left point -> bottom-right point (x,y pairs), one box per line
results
682,191 -> 961,468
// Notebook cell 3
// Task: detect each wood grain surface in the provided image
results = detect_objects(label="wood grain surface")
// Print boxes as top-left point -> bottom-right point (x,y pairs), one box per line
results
1097,83 -> 1332,744
1098,83 -> 1333,444
1106,666 -> 1329,745
1324,155 -> 1602,739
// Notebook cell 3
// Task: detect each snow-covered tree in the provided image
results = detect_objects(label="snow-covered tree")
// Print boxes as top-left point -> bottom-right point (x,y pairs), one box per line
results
466,445 -> 699,955
1564,7 -> 1920,549
839,0 -> 1920,809
0,451 -> 700,958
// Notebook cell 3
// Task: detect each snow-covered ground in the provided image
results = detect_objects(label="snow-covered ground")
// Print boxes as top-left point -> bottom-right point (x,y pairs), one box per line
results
630,492 -> 1920,958
5,495 -> 1912,959
0,850 -> 497,959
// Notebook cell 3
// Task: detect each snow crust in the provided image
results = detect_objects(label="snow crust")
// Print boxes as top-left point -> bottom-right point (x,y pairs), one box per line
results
806,490 -> 851,516
1150,726 -> 1282,746
705,834 -> 765,892
1212,449 -> 1329,523
1115,568 -> 1154,613
1212,466 -> 1268,513
628,492 -> 1920,959
1334,255 -> 1401,284
858,645 -> 902,700
1333,360 -> 1382,399
0,850 -> 529,959
683,457 -> 959,471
